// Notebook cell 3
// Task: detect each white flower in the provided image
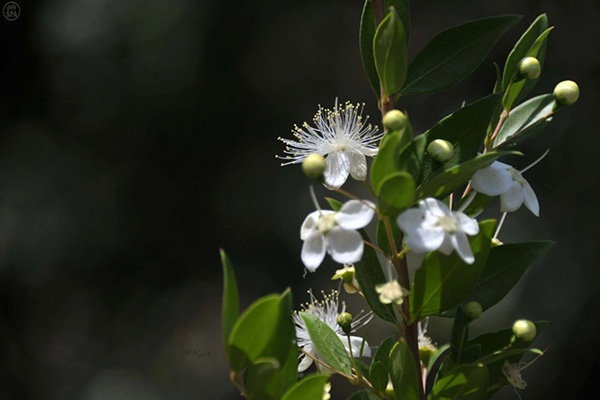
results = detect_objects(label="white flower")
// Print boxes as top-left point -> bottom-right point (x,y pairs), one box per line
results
502,360 -> 527,389
471,151 -> 548,216
301,199 -> 375,272
293,290 -> 373,373
278,99 -> 382,189
397,198 -> 479,264
375,280 -> 409,305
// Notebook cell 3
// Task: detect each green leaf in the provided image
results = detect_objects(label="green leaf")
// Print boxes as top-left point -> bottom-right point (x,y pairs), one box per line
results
430,364 -> 489,400
470,241 -> 555,311
494,93 -> 557,149
245,356 -> 297,400
221,249 -> 239,363
228,289 -> 296,373
370,126 -> 413,194
300,312 -> 353,375
410,220 -> 496,321
456,192 -> 492,218
376,217 -> 401,256
467,321 -> 549,357
390,339 -> 420,400
419,93 -> 502,183
398,134 -> 427,184
347,390 -> 381,400
477,348 -> 543,366
374,6 -> 408,95
369,335 -> 398,392
401,15 -> 521,95
378,171 -> 416,216
416,151 -> 519,200
281,374 -> 330,400
359,0 -> 380,98
385,0 -> 410,45
449,306 -> 470,364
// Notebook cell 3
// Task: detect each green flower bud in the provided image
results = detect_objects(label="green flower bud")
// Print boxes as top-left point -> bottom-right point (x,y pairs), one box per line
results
464,301 -> 483,320
518,57 -> 541,80
427,139 -> 454,163
419,346 -> 436,367
337,312 -> 353,335
382,109 -> 407,131
512,319 -> 537,342
302,153 -> 326,180
384,381 -> 397,400
553,80 -> 580,105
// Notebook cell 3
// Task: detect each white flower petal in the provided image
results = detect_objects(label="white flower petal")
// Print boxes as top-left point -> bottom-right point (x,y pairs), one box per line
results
471,162 -> 513,196
301,211 -> 324,240
336,200 -> 375,230
397,208 -> 427,233
324,151 -> 350,188
500,181 -> 525,213
452,231 -> 475,264
301,231 -> 327,271
421,197 -> 450,217
406,226 -> 445,254
347,336 -> 371,358
437,234 -> 454,256
347,150 -> 368,181
297,343 -> 315,372
523,180 -> 540,217
327,228 -> 364,264
455,212 -> 479,236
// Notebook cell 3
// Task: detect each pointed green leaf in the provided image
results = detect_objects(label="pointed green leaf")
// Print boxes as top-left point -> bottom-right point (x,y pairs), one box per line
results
410,220 -> 496,321
228,289 -> 296,372
370,123 -> 413,194
374,7 -> 408,95
477,347 -> 543,366
221,249 -> 239,363
430,364 -> 489,400
281,374 -> 330,400
299,312 -> 353,375
378,171 -> 416,216
470,241 -> 555,311
369,361 -> 388,394
450,306 -> 470,364
369,335 -> 398,392
385,0 -> 410,44
416,151 -> 519,200
390,339 -> 420,400
398,134 -> 427,184
401,15 -> 521,95
347,390 -> 381,400
245,355 -> 298,400
359,0 -> 380,98
468,321 -> 550,357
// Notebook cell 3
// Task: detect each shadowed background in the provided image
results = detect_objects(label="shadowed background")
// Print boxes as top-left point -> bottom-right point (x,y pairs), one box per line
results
0,0 -> 598,399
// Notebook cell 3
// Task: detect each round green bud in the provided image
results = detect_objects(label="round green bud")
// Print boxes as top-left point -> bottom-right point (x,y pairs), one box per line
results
427,139 -> 454,163
301,153 -> 326,180
337,312 -> 353,335
464,301 -> 483,320
553,80 -> 580,105
382,109 -> 407,131
518,57 -> 541,80
512,319 -> 537,342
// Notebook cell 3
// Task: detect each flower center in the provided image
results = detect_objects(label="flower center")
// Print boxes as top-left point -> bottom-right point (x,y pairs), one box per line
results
317,213 -> 337,234
438,215 -> 458,233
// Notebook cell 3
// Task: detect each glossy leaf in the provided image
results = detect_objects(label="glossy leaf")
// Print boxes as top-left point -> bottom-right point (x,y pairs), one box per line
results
398,134 -> 427,184
359,0 -> 380,98
470,241 -> 555,311
281,374 -> 330,400
386,0 -> 410,44
410,220 -> 496,321
347,390 -> 381,400
468,321 -> 550,357
416,151 -> 519,200
494,93 -> 556,149
221,249 -> 239,363
457,192 -> 492,218
300,312 -> 353,375
401,15 -> 521,95
390,339 -> 420,400
449,306 -> 470,364
246,356 -> 297,400
430,364 -> 489,400
378,171 -> 416,216
371,126 -> 412,194
374,7 -> 408,95
369,335 -> 398,392
477,347 -> 543,366
228,289 -> 295,372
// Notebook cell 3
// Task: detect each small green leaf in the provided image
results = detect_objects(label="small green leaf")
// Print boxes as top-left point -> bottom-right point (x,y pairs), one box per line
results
385,0 -> 410,45
369,335 -> 398,392
456,192 -> 492,218
430,364 -> 489,400
390,339 -> 420,400
281,374 -> 330,400
470,241 -> 555,311
494,93 -> 557,149
371,126 -> 413,194
374,7 -> 408,95
416,152 -> 519,200
359,0 -> 380,98
410,220 -> 496,321
378,171 -> 416,216
245,358 -> 289,400
369,361 -> 388,394
228,289 -> 295,373
398,134 -> 427,184
300,312 -> 353,375
449,306 -> 470,364
347,390 -> 381,400
401,15 -> 521,95
467,321 -> 549,357
477,348 -> 543,366
221,249 -> 239,363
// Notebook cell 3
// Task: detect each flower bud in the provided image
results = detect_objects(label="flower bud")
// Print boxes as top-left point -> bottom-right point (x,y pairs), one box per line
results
491,238 -> 503,248
332,265 -> 359,294
337,312 -> 353,335
512,319 -> 537,342
553,80 -> 580,105
302,153 -> 326,180
518,57 -> 541,80
384,381 -> 397,400
427,139 -> 454,163
464,301 -> 483,320
382,109 -> 407,131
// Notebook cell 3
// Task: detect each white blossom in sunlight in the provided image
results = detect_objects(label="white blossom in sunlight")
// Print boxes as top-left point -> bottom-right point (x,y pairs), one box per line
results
293,290 -> 372,373
278,100 -> 382,189
375,280 -> 409,305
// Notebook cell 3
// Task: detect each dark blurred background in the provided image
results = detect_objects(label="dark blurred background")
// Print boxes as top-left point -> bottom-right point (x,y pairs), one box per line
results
0,0 -> 598,399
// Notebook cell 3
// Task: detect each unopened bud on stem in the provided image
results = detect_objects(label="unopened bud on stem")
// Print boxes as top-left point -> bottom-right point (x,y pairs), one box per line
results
518,57 -> 541,80
382,109 -> 407,131
464,301 -> 483,320
512,319 -> 537,342
553,80 -> 580,106
427,139 -> 454,162
337,312 -> 353,335
302,154 -> 326,180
